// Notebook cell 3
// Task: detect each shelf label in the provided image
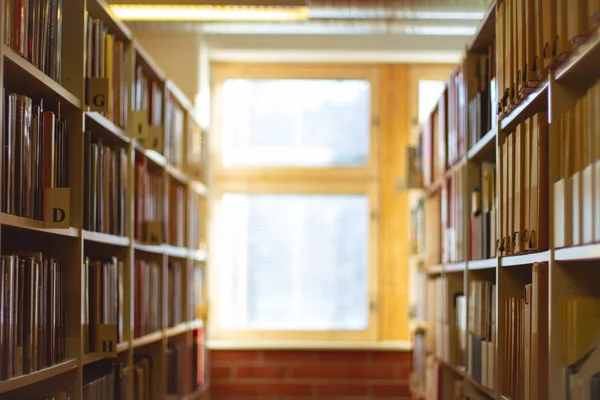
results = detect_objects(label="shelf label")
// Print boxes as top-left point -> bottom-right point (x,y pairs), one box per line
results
130,110 -> 149,141
147,125 -> 164,152
145,221 -> 164,244
94,324 -> 118,357
44,188 -> 70,229
87,78 -> 110,112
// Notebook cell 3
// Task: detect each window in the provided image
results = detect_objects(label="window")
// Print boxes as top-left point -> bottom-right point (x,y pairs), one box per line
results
418,79 -> 446,123
220,193 -> 369,331
221,79 -> 371,167
210,64 -> 379,341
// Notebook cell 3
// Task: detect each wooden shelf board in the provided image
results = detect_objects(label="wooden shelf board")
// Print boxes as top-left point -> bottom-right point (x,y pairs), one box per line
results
3,45 -> 81,110
1,213 -> 79,237
133,41 -> 166,82
468,257 -> 497,270
554,26 -> 600,89
445,261 -> 466,272
189,181 -> 209,196
81,353 -> 105,366
499,79 -> 548,132
0,359 -> 78,394
117,341 -> 130,353
467,127 -> 497,161
84,112 -> 131,145
132,331 -> 163,348
439,358 -> 495,398
555,243 -> 600,262
166,164 -> 190,185
469,1 -> 496,53
500,250 -> 550,267
165,245 -> 188,258
428,264 -> 444,274
189,249 -> 207,262
426,178 -> 444,196
133,242 -> 166,255
445,157 -> 467,179
165,323 -> 189,338
87,0 -> 132,42
166,80 -> 193,111
82,230 -> 130,247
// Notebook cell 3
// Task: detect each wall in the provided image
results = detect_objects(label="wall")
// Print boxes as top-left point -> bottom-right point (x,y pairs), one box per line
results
210,350 -> 412,399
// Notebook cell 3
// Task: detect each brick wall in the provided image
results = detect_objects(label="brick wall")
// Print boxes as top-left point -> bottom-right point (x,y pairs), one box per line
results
210,350 -> 412,399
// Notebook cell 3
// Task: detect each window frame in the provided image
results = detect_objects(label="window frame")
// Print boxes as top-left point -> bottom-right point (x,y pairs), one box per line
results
208,63 -> 381,342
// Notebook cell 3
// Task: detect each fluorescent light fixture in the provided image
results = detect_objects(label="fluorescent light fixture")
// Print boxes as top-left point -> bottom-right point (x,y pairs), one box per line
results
110,4 -> 309,21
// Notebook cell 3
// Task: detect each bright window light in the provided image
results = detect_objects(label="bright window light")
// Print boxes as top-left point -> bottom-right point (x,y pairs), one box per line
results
110,4 -> 309,21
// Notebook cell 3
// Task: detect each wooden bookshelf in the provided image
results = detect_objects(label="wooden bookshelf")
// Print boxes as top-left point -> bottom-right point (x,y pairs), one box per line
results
0,0 -> 210,398
410,2 -> 600,400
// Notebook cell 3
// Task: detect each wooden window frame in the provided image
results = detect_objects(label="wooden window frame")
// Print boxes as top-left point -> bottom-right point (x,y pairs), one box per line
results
208,63 -> 381,342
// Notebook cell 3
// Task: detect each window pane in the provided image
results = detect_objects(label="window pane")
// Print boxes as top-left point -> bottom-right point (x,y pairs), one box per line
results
220,193 -> 369,331
418,80 -> 446,123
221,79 -> 371,167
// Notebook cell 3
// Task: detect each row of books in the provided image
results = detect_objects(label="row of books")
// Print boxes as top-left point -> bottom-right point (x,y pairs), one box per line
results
422,93 -> 446,186
467,280 -> 496,391
467,48 -> 497,148
85,15 -> 127,129
133,356 -> 152,400
555,79 -> 600,248
0,254 -> 65,380
496,0 -> 599,115
134,154 -> 165,244
134,260 -> 160,338
3,0 -> 63,83
470,163 -> 497,260
447,64 -> 467,167
502,263 -> 548,400
168,182 -> 185,248
82,256 -> 125,353
498,112 -> 548,256
190,263 -> 206,321
167,262 -> 183,328
443,167 -> 465,263
83,361 -> 127,400
2,93 -> 68,220
133,65 -> 163,127
166,341 -> 186,395
430,274 -> 463,366
192,327 -> 206,390
424,192 -> 442,267
165,94 -> 185,167
409,198 -> 426,256
189,194 -> 205,251
84,133 -> 128,236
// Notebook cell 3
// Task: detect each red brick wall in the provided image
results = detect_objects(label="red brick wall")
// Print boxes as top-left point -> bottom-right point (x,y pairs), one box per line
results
210,350 -> 412,399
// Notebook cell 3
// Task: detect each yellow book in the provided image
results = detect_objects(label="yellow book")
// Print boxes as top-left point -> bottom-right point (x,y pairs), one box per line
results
523,118 -> 532,249
564,297 -> 600,366
556,0 -> 571,60
105,34 -> 115,123
507,132 -> 515,254
514,124 -> 524,252
568,0 -> 589,44
542,0 -> 557,70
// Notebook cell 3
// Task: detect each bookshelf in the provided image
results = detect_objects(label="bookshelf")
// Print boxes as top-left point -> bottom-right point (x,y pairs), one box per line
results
410,1 -> 600,400
0,0 -> 209,399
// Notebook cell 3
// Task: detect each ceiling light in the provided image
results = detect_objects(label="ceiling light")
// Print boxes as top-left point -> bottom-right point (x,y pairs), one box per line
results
110,4 -> 309,21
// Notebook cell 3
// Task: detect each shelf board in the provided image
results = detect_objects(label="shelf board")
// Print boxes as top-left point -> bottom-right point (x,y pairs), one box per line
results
500,250 -> 550,267
1,213 -> 79,237
87,0 -> 132,42
166,164 -> 190,185
499,79 -> 548,132
0,359 -> 78,394
117,341 -> 130,353
555,243 -> 600,262
132,331 -> 163,348
3,45 -> 81,111
165,245 -> 188,259
469,1 -> 496,53
133,242 -> 165,255
446,261 -> 466,272
439,358 -> 495,398
428,264 -> 444,274
189,180 -> 209,196
82,230 -> 130,247
133,41 -> 166,82
189,249 -> 207,262
165,323 -> 189,338
554,26 -> 600,89
166,80 -> 193,110
467,127 -> 497,161
81,353 -> 105,366
468,257 -> 497,270
445,157 -> 467,179
84,112 -> 131,146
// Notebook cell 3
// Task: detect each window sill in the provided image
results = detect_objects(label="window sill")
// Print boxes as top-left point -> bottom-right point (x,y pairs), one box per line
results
206,339 -> 413,351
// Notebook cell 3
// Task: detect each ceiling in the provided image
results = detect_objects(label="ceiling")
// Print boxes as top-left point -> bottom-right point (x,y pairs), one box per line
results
122,0 -> 491,36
